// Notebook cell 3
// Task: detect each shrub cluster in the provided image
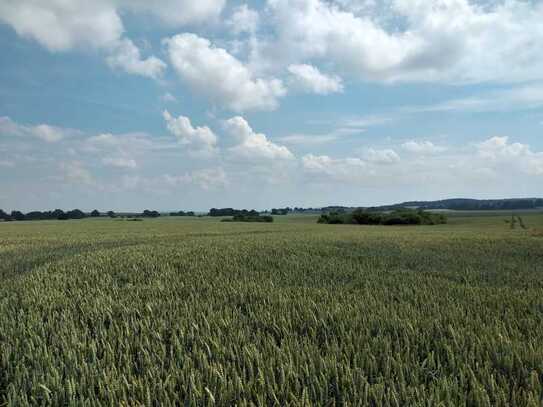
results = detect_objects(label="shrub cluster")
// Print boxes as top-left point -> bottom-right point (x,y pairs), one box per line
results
318,208 -> 447,226
221,214 -> 274,223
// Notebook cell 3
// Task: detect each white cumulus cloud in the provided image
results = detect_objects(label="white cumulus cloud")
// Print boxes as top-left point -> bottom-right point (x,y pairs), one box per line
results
223,116 -> 294,160
163,110 -> 217,152
476,136 -> 543,175
106,38 -> 166,79
288,64 -> 343,94
164,33 -> 286,111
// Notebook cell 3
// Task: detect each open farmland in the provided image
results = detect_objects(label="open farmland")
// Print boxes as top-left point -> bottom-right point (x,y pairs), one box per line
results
1,213 -> 543,406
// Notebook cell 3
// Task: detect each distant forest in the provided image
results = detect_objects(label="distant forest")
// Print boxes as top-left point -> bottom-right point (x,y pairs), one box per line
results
319,198 -> 543,213
373,198 -> 543,211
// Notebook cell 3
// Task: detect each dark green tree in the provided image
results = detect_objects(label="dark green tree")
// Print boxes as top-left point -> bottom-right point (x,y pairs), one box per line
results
10,211 -> 25,221
0,209 -> 11,221
67,209 -> 85,219
52,209 -> 65,219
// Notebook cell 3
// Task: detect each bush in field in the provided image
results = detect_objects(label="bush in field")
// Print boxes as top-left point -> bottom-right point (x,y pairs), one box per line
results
352,210 -> 382,225
318,208 -> 447,226
317,213 -> 347,224
381,210 -> 422,225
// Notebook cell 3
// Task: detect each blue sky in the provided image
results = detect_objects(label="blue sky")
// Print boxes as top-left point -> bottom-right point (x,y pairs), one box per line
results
1,0 -> 542,212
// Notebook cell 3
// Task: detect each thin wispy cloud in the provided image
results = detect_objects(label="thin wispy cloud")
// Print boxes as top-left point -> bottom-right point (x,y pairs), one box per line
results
404,84 -> 543,113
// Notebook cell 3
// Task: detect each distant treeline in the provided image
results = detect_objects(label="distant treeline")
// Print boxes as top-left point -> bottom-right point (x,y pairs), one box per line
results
0,209 -> 89,221
370,198 -> 543,211
318,208 -> 447,226
291,198 -> 543,213
0,209 -> 170,221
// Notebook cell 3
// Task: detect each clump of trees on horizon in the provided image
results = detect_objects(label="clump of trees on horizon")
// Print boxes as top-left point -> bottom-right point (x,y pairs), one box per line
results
318,208 -> 447,226
208,208 -> 260,217
222,214 -> 274,223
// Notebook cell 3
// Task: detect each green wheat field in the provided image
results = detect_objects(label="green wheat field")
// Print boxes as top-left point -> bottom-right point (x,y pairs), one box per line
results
1,213 -> 543,406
